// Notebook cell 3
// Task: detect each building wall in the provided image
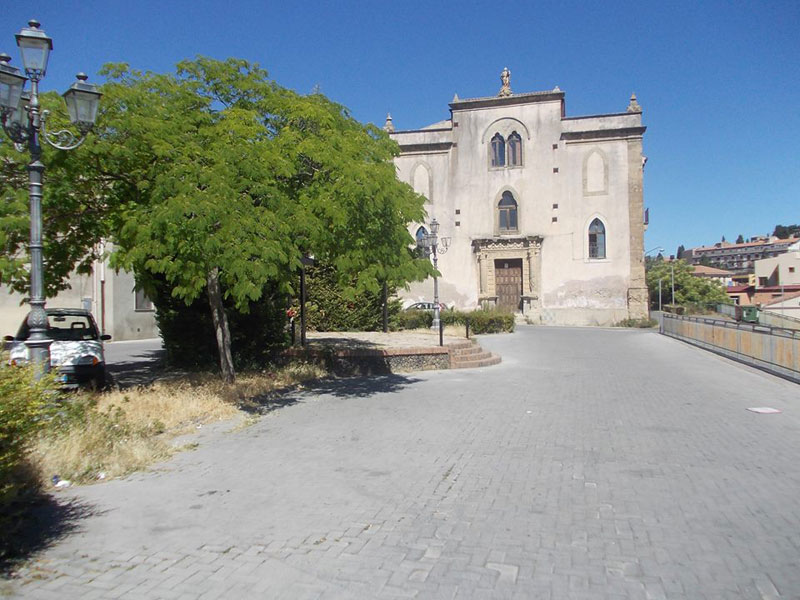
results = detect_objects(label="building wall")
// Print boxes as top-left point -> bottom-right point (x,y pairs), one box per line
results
391,86 -> 646,326
755,252 -> 800,286
0,259 -> 158,342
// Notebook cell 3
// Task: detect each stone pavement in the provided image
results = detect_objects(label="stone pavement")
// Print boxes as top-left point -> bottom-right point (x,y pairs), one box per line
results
5,326 -> 800,599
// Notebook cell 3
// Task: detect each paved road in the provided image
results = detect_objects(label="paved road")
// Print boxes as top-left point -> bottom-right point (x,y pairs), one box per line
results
104,338 -> 165,388
6,326 -> 800,599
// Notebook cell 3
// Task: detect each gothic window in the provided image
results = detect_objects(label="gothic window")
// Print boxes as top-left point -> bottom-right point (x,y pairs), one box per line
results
498,192 -> 518,233
507,132 -> 522,167
491,133 -> 505,167
588,218 -> 606,259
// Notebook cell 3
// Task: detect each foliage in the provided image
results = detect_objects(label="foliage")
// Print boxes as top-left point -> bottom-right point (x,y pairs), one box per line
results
676,245 -> 685,259
392,309 -> 516,334
148,274 -> 289,371
444,309 -> 515,334
645,259 -> 730,309
1,57 -> 433,379
613,317 -> 658,328
300,264 -> 402,332
391,309 -> 433,330
391,307 -> 515,334
0,365 -> 60,508
773,224 -> 800,239
735,234 -> 744,244
0,93 -> 111,297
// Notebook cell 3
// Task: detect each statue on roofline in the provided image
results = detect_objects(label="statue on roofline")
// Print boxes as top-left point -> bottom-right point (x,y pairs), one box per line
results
499,67 -> 512,97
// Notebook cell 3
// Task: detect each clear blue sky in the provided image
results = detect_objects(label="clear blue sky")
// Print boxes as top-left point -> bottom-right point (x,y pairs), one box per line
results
5,0 -> 799,257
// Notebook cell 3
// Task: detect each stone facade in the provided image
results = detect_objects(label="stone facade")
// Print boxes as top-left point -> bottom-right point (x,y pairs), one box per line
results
389,74 -> 648,326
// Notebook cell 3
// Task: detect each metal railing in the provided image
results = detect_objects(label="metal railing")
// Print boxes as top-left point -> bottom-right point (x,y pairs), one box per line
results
661,313 -> 800,384
759,309 -> 800,330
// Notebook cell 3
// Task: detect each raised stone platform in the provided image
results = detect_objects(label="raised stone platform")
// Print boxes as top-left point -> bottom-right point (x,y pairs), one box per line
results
285,330 -> 501,375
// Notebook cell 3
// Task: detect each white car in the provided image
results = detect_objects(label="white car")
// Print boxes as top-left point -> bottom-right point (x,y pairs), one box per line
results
4,308 -> 111,389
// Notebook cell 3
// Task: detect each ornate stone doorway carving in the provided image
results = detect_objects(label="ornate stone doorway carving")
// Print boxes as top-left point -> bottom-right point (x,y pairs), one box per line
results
472,236 -> 542,314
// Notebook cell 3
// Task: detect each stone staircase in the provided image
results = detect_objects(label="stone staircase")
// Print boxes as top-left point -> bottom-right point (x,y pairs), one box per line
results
448,340 -> 502,369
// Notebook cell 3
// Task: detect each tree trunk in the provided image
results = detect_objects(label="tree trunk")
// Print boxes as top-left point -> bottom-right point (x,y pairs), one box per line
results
206,267 -> 235,383
382,280 -> 389,333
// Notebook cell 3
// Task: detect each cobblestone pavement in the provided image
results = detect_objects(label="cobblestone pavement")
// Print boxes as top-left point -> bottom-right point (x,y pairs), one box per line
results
5,326 -> 800,599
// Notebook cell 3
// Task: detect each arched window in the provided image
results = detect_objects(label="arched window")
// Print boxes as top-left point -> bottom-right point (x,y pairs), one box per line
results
507,132 -> 522,167
588,219 -> 606,259
491,133 -> 505,167
498,192 -> 518,232
415,226 -> 428,246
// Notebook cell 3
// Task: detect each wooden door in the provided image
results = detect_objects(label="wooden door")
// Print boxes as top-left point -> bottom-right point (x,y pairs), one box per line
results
495,259 -> 522,312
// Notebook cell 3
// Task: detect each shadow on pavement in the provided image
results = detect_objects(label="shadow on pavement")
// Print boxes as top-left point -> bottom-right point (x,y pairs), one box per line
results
298,373 -> 421,399
106,349 -> 166,389
0,494 -> 98,577
227,374 -> 421,416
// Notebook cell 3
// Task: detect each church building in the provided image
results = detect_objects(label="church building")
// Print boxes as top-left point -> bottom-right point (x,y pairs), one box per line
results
386,69 -> 649,326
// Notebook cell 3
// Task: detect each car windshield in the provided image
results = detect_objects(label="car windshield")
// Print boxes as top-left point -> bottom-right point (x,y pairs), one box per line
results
15,313 -> 100,342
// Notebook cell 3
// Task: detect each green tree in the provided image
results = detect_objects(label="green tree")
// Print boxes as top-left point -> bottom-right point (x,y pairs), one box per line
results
1,58 -> 432,382
645,259 -> 730,309
735,234 -> 744,244
773,224 -> 800,239
676,244 -> 685,259
0,93 -> 112,298
109,59 -> 432,381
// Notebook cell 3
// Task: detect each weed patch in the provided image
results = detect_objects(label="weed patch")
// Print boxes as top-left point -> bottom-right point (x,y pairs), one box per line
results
29,361 -> 327,487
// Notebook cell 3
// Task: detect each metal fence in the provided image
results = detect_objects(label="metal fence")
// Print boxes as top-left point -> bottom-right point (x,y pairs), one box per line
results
759,309 -> 800,330
716,303 -> 737,319
661,314 -> 800,384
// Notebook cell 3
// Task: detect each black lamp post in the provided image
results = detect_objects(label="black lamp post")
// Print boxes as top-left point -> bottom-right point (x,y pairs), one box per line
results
417,218 -> 450,330
0,20 -> 102,379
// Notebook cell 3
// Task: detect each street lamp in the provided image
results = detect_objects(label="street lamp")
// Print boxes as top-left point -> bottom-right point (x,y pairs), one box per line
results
644,247 -> 664,311
417,217 -> 450,331
0,20 -> 102,379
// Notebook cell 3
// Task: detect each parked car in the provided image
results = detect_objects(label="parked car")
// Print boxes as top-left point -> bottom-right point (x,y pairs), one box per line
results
404,302 -> 446,311
4,308 -> 111,389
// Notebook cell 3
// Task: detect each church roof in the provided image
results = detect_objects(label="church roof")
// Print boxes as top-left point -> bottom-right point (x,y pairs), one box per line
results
449,89 -> 564,111
421,119 -> 452,130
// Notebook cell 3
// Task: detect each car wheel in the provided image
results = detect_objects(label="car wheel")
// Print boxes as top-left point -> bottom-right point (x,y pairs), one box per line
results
89,368 -> 107,391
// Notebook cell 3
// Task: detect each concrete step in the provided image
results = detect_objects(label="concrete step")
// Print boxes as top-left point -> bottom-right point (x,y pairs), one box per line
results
451,344 -> 485,357
449,341 -> 502,369
451,352 -> 502,369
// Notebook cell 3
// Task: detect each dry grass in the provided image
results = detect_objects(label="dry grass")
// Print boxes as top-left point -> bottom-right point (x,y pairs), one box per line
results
29,361 -> 327,486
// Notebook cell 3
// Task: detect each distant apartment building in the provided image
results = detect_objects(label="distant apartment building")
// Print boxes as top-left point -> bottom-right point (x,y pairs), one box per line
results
689,264 -> 735,287
684,237 -> 800,273
754,240 -> 800,286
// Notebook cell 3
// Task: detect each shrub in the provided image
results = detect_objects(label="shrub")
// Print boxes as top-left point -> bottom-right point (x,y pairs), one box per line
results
457,309 -> 515,334
393,307 -> 514,334
391,309 -> 433,330
0,365 -> 60,512
149,274 -> 289,370
613,317 -> 658,328
302,264 -> 402,332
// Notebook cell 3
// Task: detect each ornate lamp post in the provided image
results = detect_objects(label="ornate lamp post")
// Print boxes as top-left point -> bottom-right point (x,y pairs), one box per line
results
644,247 -> 664,311
0,20 -> 102,379
417,218 -> 450,330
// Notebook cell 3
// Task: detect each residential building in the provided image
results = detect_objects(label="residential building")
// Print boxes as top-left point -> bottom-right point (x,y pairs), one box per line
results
690,264 -> 735,287
1,250 -> 158,341
388,69 -> 648,326
684,237 -> 799,273
754,240 -> 800,287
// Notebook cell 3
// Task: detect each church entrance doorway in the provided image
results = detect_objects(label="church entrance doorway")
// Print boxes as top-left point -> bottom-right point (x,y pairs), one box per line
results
494,258 -> 522,312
